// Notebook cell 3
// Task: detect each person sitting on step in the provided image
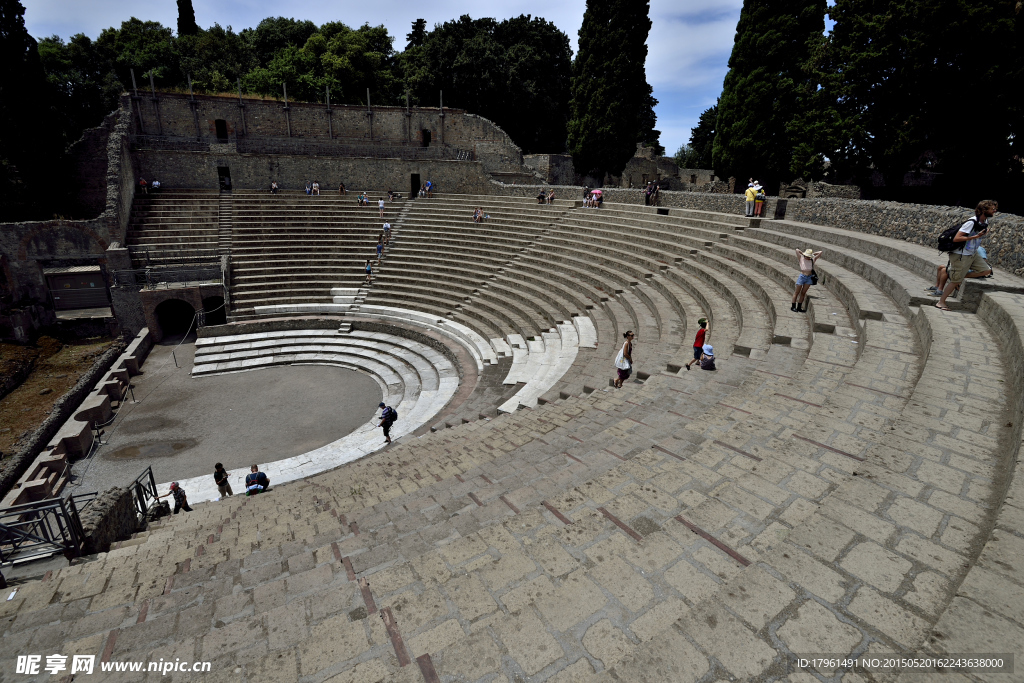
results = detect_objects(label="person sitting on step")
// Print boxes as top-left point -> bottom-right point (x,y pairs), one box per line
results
245,465 -> 270,495
699,344 -> 716,371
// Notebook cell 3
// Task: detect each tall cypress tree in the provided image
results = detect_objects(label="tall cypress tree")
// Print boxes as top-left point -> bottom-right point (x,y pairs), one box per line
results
0,0 -> 55,217
177,0 -> 199,37
713,0 -> 825,190
567,0 -> 658,180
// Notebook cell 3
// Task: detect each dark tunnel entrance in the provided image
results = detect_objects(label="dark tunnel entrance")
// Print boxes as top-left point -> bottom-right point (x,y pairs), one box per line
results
155,299 -> 197,340
202,296 -> 226,327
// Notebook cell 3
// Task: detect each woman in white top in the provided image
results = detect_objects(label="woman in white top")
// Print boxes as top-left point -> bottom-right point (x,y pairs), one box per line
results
613,331 -> 635,388
378,198 -> 385,217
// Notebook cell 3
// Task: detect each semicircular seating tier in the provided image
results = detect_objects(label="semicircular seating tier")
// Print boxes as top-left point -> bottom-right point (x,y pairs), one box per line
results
27,192 -> 1024,682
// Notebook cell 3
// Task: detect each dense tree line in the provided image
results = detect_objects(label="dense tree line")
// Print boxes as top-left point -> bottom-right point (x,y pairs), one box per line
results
693,0 -> 1023,209
0,0 -> 660,218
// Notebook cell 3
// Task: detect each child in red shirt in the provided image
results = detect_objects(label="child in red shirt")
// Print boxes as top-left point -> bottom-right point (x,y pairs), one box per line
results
685,318 -> 709,370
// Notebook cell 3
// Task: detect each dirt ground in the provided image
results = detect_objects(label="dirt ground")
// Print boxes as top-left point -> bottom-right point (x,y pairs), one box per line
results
0,337 -> 115,457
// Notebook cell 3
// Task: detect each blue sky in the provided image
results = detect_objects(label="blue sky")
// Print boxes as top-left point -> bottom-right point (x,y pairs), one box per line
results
24,0 -> 745,156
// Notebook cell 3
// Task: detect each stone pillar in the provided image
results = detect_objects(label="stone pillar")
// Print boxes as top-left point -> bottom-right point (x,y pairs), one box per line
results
188,76 -> 201,141
366,88 -> 373,142
326,87 -> 333,139
149,72 -> 163,135
237,79 -> 247,137
439,91 -> 445,146
130,69 -> 145,134
282,83 -> 292,137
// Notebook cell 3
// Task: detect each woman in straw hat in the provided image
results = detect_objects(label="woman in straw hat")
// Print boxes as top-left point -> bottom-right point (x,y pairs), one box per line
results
792,248 -> 823,313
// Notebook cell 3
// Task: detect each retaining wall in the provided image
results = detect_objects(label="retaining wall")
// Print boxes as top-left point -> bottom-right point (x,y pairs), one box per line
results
134,150 -> 494,195
490,184 -> 1024,277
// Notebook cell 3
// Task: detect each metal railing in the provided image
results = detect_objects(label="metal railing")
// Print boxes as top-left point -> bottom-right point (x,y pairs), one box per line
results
0,497 -> 86,566
128,245 -> 219,269
130,466 -> 159,516
111,266 -> 222,289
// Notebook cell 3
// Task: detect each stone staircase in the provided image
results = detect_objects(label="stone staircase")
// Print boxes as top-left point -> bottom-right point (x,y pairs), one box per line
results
11,193 -> 1023,682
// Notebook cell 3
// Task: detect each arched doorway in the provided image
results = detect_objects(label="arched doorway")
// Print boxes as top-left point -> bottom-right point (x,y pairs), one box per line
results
155,299 -> 196,340
202,296 -> 226,327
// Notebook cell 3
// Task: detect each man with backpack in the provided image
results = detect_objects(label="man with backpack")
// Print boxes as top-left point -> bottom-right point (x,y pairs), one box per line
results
936,200 -> 997,311
245,465 -> 270,495
378,402 -> 397,444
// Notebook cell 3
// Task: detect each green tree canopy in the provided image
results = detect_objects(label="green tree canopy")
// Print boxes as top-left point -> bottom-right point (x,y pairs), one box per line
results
567,0 -> 659,179
713,0 -> 826,190
824,0 -> 1020,203
399,15 -> 572,154
242,22 -> 397,104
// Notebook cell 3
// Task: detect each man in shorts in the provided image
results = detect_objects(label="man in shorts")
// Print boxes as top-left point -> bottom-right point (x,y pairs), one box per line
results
378,402 -> 397,444
936,200 -> 996,311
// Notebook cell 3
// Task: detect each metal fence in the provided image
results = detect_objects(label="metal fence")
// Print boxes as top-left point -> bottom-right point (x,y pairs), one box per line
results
111,266 -> 222,289
0,496 -> 86,566
129,467 -> 159,516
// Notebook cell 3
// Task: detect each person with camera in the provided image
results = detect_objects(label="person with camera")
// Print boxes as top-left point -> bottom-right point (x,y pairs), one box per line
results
936,200 -> 997,311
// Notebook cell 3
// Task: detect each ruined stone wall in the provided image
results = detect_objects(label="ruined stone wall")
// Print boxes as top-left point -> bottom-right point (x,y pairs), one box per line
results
65,112 -> 116,219
0,108 -> 135,320
79,486 -> 139,555
490,183 -> 1024,276
523,154 -> 576,185
134,149 -> 494,195
127,93 -> 523,173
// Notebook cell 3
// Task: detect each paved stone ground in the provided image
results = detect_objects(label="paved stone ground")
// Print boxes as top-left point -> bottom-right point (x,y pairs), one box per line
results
68,341 -> 381,493
3,199 -> 1023,683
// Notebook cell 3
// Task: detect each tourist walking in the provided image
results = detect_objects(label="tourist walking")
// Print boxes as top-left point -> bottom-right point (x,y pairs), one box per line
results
378,402 -> 397,444
936,200 -> 997,311
364,259 -> 373,284
685,318 -> 710,370
214,463 -> 233,497
383,221 -> 391,245
378,198 -> 385,217
376,234 -> 384,263
613,331 -> 635,388
745,183 -> 756,217
339,182 -> 346,195
158,482 -> 192,514
245,465 -> 270,495
792,248 -> 823,313
139,178 -> 148,195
